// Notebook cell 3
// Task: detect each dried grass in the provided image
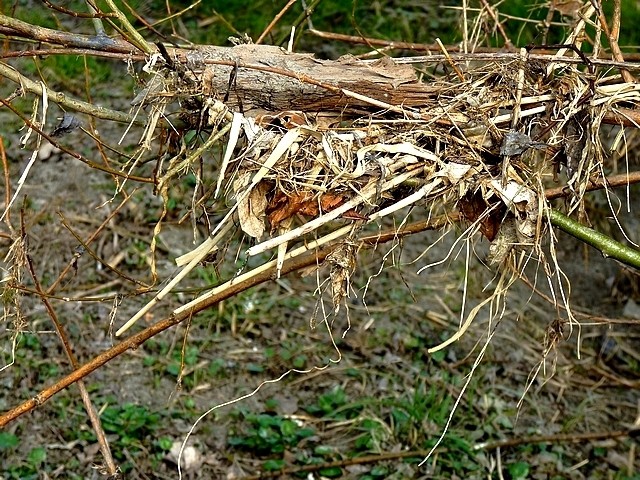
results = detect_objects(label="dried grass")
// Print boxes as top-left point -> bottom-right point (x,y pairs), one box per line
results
116,1 -> 640,344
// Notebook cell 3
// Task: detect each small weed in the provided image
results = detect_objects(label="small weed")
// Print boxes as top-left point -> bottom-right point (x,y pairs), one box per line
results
99,403 -> 166,472
304,386 -> 361,419
101,403 -> 161,446
228,409 -> 315,455
508,461 -> 530,480
207,357 -> 227,378
0,431 -> 19,450
264,341 -> 309,370
166,344 -> 198,376
1,433 -> 49,480
354,418 -> 389,451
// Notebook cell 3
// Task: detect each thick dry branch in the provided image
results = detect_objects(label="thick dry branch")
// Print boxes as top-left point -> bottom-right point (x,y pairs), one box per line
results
174,44 -> 437,113
150,45 -> 640,125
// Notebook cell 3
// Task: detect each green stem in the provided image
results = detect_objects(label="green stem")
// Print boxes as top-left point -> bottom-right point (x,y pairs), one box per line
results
549,209 -> 640,269
103,0 -> 154,55
0,61 -> 144,125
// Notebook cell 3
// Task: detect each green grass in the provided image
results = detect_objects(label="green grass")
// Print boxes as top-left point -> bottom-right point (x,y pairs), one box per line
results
228,409 -> 316,454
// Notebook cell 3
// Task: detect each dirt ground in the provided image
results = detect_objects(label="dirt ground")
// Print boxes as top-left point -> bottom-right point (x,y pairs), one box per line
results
2,25 -> 640,480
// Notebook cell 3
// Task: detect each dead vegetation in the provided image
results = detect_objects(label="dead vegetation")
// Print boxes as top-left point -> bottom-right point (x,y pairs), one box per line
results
1,0 -> 640,478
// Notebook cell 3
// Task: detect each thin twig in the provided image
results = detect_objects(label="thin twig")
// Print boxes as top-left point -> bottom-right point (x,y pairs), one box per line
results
545,170 -> 640,200
40,0 -> 115,18
102,0 -> 154,54
240,449 -> 443,479
476,428 -> 640,451
240,424 -> 639,479
0,97 -> 154,184
0,47 -> 145,60
58,212 -> 150,288
45,195 -> 137,294
21,209 -> 118,476
0,215 -> 453,427
435,38 -> 464,82
0,62 -> 151,128
256,0 -> 298,45
0,14 -> 137,53
391,52 -> 640,70
275,0 -> 321,46
597,0 -> 636,83
0,137 -> 12,232
478,0 -> 514,50
307,28 -> 504,54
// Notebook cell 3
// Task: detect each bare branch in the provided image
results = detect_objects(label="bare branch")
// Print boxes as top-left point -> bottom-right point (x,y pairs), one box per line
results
0,14 -> 139,53
0,214 -> 455,427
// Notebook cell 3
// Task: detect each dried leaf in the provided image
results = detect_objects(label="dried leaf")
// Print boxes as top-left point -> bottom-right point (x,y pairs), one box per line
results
459,192 -> 504,241
440,161 -> 473,184
488,179 -> 538,241
267,191 -> 351,230
500,131 -> 547,156
51,113 -> 81,137
267,191 -> 314,228
236,175 -> 269,239
326,243 -> 357,314
488,217 -> 518,264
256,110 -> 308,129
